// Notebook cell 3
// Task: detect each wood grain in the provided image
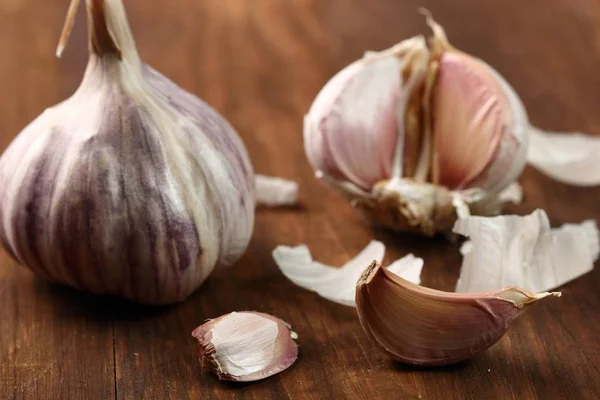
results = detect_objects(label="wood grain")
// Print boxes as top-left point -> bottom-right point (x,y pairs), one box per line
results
1,0 -> 600,399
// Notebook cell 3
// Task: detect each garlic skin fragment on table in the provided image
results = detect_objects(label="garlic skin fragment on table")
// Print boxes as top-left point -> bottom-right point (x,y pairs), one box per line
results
497,182 -> 523,205
355,261 -> 560,367
0,0 -> 255,304
304,13 -> 600,235
272,240 -> 422,306
191,311 -> 298,382
526,127 -> 600,187
255,175 -> 299,207
454,209 -> 599,293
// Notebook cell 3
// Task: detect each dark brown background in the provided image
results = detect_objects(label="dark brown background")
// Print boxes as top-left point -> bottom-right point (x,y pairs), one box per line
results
1,0 -> 600,399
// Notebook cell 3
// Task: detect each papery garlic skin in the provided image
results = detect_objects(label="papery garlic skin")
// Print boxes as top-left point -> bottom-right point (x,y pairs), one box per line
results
0,0 -> 254,304
356,261 -> 560,367
192,311 -> 298,382
454,210 -> 599,293
272,240 -> 422,306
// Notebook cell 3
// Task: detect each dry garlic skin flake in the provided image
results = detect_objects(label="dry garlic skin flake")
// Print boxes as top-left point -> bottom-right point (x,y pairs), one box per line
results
0,0 -> 255,304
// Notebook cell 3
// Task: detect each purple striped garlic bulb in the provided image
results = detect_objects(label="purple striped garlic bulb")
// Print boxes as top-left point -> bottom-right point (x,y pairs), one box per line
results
304,15 -> 529,235
0,0 -> 254,304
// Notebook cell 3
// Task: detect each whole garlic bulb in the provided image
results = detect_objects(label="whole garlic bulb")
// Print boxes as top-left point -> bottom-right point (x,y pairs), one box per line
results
0,0 -> 254,304
304,14 -> 529,235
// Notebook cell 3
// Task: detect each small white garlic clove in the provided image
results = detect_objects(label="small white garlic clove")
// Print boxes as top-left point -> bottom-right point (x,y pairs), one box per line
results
272,240 -> 422,306
191,311 -> 298,382
304,37 -> 430,189
454,209 -> 599,293
356,260 -> 560,367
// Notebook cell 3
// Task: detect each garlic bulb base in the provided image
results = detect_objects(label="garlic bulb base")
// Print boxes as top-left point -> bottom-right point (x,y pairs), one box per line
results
319,173 -> 506,235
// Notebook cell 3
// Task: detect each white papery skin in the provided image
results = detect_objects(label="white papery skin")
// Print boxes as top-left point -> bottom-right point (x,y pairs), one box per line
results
527,127 -> 600,186
454,210 -> 599,293
272,240 -> 423,306
0,0 -> 254,304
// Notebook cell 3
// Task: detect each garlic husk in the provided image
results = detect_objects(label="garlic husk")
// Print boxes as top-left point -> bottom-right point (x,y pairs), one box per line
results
454,209 -> 599,293
356,260 -> 560,367
526,127 -> 600,186
497,182 -> 523,205
272,240 -> 422,306
255,175 -> 299,207
191,311 -> 298,382
0,0 -> 254,304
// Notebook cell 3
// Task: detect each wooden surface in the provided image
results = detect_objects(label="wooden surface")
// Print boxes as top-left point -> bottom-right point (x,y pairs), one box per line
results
1,0 -> 600,399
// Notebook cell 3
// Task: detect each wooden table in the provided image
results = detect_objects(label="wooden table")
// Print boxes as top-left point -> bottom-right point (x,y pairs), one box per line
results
2,0 -> 600,399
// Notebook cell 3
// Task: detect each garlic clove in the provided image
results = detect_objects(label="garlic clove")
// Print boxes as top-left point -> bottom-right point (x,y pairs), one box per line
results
454,209 -> 599,293
272,240 -> 422,306
431,51 -> 509,189
425,15 -> 529,194
304,37 -> 429,189
191,311 -> 298,382
526,127 -> 600,186
356,260 -> 560,367
255,175 -> 299,207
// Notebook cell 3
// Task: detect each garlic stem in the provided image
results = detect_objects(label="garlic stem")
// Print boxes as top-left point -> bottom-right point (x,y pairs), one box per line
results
56,0 -> 81,58
88,0 -> 122,57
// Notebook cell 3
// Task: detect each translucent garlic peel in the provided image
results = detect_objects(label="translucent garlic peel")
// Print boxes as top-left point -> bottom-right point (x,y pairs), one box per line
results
0,0 -> 254,304
192,312 -> 298,382
356,261 -> 559,366
526,127 -> 600,186
272,240 -> 422,306
454,209 -> 599,293
497,182 -> 524,205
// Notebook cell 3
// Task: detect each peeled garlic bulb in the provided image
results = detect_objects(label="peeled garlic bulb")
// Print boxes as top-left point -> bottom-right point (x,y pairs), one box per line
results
0,0 -> 254,304
302,14 -> 535,235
